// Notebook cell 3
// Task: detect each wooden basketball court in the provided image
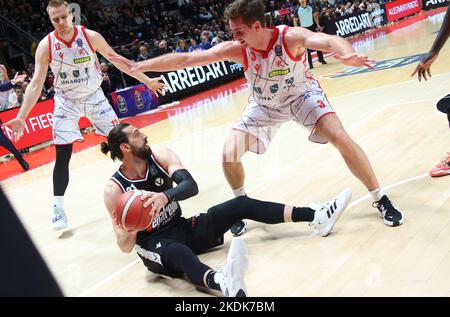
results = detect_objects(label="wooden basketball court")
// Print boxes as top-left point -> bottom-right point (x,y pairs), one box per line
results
2,10 -> 450,297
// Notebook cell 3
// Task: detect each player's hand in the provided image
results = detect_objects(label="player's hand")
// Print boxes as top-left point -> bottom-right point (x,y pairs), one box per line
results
411,52 -> 438,82
108,53 -> 141,72
112,210 -> 139,234
140,191 -> 168,217
144,76 -> 168,96
334,53 -> 375,69
5,117 -> 26,142
13,72 -> 27,84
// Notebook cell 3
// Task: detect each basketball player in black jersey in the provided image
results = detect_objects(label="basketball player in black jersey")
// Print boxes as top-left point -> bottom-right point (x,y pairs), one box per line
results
101,123 -> 352,297
412,4 -> 450,178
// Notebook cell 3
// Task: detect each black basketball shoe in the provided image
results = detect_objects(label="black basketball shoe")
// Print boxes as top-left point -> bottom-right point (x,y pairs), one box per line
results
372,195 -> 404,227
230,220 -> 247,237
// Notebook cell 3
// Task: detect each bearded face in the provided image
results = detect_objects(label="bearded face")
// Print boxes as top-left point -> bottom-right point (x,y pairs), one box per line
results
130,138 -> 152,159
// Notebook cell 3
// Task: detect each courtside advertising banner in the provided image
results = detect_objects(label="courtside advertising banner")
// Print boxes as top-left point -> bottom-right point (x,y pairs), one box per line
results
110,84 -> 160,118
146,60 -> 244,104
324,11 -> 375,37
385,0 -> 422,22
422,0 -> 449,9
0,100 -> 92,155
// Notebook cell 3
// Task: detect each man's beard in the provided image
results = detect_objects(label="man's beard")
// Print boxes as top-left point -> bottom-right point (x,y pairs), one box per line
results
132,144 -> 152,159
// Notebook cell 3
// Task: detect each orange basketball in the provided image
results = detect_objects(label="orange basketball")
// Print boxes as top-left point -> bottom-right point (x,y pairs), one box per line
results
115,190 -> 154,231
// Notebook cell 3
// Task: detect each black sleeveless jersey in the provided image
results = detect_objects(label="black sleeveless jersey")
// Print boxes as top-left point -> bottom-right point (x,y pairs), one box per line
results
110,154 -> 183,244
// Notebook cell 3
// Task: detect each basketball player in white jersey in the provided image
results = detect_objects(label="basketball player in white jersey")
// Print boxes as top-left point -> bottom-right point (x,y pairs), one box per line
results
109,0 -> 404,234
0,64 -> 19,110
7,0 -> 166,232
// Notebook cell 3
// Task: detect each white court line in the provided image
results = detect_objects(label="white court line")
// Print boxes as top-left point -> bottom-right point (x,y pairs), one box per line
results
77,259 -> 140,297
77,98 -> 432,297
347,173 -> 429,209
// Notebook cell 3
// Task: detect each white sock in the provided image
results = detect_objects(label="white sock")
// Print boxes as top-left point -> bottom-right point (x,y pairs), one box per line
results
53,196 -> 64,209
370,187 -> 386,202
232,186 -> 246,197
214,272 -> 224,285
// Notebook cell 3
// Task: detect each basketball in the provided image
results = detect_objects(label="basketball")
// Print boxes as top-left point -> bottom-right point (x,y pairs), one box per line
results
115,190 -> 154,231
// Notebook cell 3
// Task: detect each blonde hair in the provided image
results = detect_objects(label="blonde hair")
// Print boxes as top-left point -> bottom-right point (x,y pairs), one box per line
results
46,0 -> 69,13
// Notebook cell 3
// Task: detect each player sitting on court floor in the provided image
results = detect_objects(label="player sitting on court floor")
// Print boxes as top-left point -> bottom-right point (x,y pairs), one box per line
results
101,123 -> 352,297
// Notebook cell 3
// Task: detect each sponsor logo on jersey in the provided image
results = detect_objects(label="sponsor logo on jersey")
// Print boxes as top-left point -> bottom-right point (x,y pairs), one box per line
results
269,84 -> 279,94
258,95 -> 274,101
274,44 -> 283,57
151,201 -> 179,229
303,90 -> 323,101
99,107 -> 113,116
73,56 -> 91,64
276,59 -> 285,68
269,68 -> 290,78
284,77 -> 294,87
254,87 -> 263,94
155,177 -> 164,186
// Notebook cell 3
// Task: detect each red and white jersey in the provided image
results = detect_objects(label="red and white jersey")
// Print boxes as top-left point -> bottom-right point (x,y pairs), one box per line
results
48,25 -> 103,99
242,25 -> 316,109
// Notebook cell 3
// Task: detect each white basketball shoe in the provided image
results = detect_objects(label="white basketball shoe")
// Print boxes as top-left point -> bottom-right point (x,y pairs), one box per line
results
219,238 -> 248,297
52,206 -> 68,231
309,188 -> 352,237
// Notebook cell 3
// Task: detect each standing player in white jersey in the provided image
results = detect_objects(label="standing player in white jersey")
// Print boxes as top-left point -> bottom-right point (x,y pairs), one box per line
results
110,0 -> 404,233
7,0 -> 166,232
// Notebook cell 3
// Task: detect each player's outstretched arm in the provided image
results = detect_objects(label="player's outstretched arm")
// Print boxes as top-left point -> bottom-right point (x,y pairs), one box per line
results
6,38 -> 50,141
87,29 -> 167,95
411,5 -> 450,81
288,27 -> 375,69
108,40 -> 244,74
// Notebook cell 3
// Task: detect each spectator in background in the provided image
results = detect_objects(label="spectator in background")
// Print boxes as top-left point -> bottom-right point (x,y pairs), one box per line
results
0,73 -> 29,171
0,64 -> 19,111
137,45 -> 150,61
198,6 -> 214,21
189,38 -> 201,52
199,34 -> 212,50
175,38 -> 190,52
157,39 -> 171,56
100,62 -> 117,99
211,31 -> 225,46
293,0 -> 327,69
